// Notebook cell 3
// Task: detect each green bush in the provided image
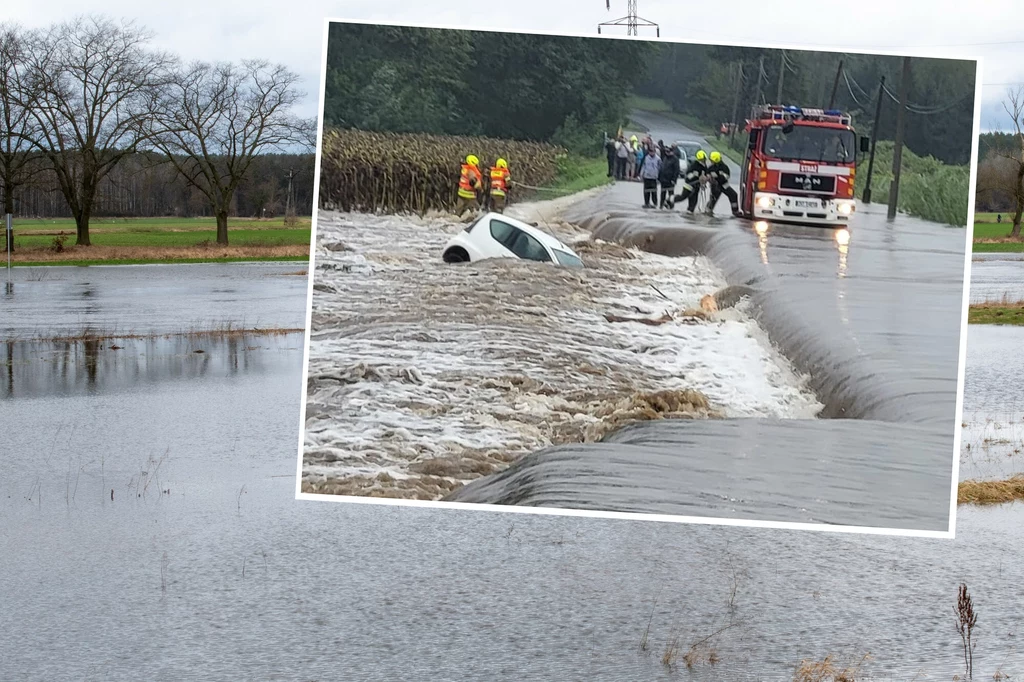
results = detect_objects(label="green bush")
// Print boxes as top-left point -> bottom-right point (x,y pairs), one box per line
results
858,141 -> 970,226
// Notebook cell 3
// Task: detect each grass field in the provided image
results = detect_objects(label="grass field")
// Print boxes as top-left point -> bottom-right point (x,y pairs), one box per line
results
968,300 -> 1024,325
972,212 -> 1024,252
549,155 -> 615,196
5,216 -> 312,266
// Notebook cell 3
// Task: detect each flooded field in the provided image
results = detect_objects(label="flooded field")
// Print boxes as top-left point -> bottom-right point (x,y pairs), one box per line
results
1,260 -> 1022,680
970,253 -> 1024,303
961,324 -> 1024,482
1,262 -> 307,339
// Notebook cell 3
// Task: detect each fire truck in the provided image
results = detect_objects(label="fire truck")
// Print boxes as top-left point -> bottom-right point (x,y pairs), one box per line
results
737,104 -> 870,227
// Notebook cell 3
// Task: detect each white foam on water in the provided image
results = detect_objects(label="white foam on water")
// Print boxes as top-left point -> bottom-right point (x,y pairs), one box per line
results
302,209 -> 822,497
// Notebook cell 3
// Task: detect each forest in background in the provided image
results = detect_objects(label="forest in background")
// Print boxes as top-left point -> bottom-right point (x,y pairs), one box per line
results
636,45 -> 975,166
978,132 -> 1023,213
8,153 -> 315,219
322,24 -> 977,167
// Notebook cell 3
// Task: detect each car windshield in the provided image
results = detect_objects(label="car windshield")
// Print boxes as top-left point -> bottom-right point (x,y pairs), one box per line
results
676,142 -> 701,156
464,214 -> 486,233
552,249 -> 584,267
761,125 -> 856,163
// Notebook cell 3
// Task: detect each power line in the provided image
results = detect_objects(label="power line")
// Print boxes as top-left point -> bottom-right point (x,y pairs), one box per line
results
879,82 -> 971,114
841,70 -> 867,108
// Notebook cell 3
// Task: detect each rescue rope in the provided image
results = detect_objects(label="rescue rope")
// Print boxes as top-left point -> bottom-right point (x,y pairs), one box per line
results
509,181 -> 588,195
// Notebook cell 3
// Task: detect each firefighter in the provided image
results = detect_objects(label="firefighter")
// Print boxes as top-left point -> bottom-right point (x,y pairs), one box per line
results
668,149 -> 709,214
455,154 -> 483,217
705,151 -> 741,217
488,158 -> 512,214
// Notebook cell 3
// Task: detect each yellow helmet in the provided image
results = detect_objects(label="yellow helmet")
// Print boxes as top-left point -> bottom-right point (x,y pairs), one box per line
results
466,154 -> 479,166
695,150 -> 707,161
630,135 -> 638,142
496,158 -> 508,169
710,151 -> 722,163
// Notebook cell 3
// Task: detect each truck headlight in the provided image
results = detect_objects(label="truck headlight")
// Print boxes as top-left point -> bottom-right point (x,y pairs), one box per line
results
837,201 -> 854,216
756,196 -> 774,208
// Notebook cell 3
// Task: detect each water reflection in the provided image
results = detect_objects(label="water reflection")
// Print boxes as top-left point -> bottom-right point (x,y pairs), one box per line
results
834,228 -> 850,278
1,333 -> 301,400
753,221 -> 769,264
747,221 -> 851,278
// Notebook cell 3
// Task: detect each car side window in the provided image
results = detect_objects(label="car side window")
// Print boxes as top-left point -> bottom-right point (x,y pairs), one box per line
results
489,218 -> 516,247
509,230 -> 551,262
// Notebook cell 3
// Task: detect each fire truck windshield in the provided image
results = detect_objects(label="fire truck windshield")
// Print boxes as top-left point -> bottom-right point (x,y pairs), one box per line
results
761,125 -> 856,164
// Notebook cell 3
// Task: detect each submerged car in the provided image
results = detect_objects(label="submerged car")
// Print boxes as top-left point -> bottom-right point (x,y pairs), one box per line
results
442,212 -> 584,267
674,139 -> 704,165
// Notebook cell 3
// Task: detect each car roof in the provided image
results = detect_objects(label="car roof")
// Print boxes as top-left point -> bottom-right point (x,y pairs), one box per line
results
482,212 -> 575,252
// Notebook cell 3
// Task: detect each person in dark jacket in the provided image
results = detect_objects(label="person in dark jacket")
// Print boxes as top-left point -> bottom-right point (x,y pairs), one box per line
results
658,146 -> 680,209
605,133 -> 616,177
668,149 -> 708,214
705,151 -> 741,217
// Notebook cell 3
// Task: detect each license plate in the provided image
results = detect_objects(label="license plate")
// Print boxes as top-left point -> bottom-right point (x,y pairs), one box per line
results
795,200 -> 818,208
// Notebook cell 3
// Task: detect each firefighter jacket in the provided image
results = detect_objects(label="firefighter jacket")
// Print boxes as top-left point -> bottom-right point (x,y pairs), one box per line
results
458,164 -> 482,199
489,166 -> 511,196
707,161 -> 731,187
681,160 -> 707,190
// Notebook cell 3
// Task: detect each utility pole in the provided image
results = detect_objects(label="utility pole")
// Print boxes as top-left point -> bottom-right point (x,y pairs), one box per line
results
729,62 -> 744,150
776,51 -> 785,103
5,213 -> 12,294
888,57 -> 911,221
285,169 -> 297,225
862,76 -> 886,204
753,55 -> 765,108
598,0 -> 659,37
828,59 -> 844,109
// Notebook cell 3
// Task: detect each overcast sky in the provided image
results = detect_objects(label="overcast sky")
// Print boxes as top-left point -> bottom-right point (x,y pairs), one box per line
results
8,0 -> 1023,133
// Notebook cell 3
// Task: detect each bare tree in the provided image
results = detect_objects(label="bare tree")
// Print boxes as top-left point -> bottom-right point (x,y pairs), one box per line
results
994,87 -> 1024,240
19,16 -> 173,246
0,23 -> 45,252
153,59 -> 313,244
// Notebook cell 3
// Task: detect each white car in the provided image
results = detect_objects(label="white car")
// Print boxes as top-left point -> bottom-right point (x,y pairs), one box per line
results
442,212 -> 584,267
674,139 -> 704,165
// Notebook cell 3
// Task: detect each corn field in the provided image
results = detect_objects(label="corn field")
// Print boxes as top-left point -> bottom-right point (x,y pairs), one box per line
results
319,128 -> 567,214
860,141 -> 970,226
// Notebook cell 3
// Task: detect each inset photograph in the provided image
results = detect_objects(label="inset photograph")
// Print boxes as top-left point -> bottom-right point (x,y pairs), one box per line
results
298,19 -> 979,534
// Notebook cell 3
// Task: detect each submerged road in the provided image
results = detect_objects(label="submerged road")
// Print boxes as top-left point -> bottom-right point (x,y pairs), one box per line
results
450,110 -> 969,530
569,110 -> 967,427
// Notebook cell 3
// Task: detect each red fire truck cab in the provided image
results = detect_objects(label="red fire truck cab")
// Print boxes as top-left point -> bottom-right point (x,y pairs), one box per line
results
738,104 -> 870,227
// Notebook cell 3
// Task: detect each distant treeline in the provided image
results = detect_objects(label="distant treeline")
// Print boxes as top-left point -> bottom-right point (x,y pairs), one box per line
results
322,23 -> 654,155
322,24 -> 976,168
977,132 -> 1018,212
636,46 -> 976,166
3,153 -> 315,219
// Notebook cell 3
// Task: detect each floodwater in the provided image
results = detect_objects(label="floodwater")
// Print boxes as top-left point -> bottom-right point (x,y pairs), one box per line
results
1,262 -> 307,339
961,323 -> 1024,482
2,261 -> 1023,680
970,252 -> 1024,303
303,210 -> 822,501
449,112 -> 967,531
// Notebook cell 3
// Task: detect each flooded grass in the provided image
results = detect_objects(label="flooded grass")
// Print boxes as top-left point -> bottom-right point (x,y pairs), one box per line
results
4,323 -> 305,344
793,653 -> 871,682
958,476 -> 1024,505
